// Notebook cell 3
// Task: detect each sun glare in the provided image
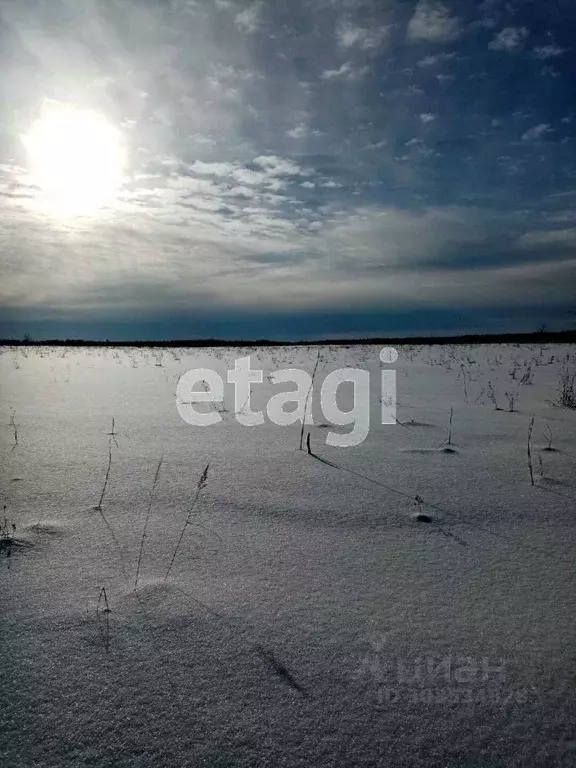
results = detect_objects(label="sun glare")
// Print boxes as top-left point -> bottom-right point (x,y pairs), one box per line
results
21,101 -> 126,217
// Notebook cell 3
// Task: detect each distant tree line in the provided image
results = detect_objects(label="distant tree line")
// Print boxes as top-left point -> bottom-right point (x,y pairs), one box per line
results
2,329 -> 576,347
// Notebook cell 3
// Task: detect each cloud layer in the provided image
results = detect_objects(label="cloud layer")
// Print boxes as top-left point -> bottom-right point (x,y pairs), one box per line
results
1,0 -> 576,337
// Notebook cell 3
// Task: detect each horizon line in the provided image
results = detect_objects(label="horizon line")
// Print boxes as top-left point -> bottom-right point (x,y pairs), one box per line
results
2,329 -> 576,347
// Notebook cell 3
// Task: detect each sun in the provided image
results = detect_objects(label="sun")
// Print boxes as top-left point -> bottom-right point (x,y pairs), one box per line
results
21,101 -> 127,217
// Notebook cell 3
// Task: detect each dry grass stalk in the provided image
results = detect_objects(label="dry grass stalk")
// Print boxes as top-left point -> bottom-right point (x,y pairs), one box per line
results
164,464 -> 209,582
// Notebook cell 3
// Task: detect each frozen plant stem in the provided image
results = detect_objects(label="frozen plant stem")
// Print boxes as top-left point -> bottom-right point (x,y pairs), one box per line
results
9,409 -> 18,453
96,441 -> 113,511
436,406 -> 453,450
460,365 -> 468,403
505,391 -> 518,412
487,382 -> 500,410
98,585 -> 110,613
527,416 -> 535,487
107,416 -> 119,448
557,367 -> 576,408
94,439 -> 125,567
164,464 -> 209,583
300,349 -> 321,450
134,454 -> 164,591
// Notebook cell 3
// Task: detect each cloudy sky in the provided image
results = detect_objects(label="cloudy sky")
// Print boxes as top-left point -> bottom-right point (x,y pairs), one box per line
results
1,0 -> 576,340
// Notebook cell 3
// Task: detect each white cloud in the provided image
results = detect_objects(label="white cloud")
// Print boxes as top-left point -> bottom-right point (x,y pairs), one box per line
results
3,0 -> 574,322
235,3 -> 261,33
521,124 -> 552,142
532,44 -> 566,60
265,178 -> 286,192
320,62 -> 369,81
407,1 -> 462,43
286,123 -> 309,139
519,228 -> 576,248
336,21 -> 389,50
231,167 -> 270,185
226,185 -> 257,199
208,63 -> 261,83
401,138 -> 436,158
489,27 -> 529,52
253,155 -> 304,176
4,172 -> 576,315
364,140 -> 387,150
417,52 -> 456,67
189,161 -> 235,177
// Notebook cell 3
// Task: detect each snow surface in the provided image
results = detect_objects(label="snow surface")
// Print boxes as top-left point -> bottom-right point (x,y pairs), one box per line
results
1,343 -> 576,767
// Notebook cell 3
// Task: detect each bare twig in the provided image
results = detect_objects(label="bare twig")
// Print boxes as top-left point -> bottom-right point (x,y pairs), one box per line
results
9,409 -> 18,453
134,454 -> 164,591
486,381 -> 500,410
96,441 -> 113,511
164,463 -> 209,582
505,390 -> 518,412
97,585 -> 110,613
107,416 -> 119,448
300,348 -> 321,450
556,367 -> 576,408
90,438 -> 128,578
527,415 -> 535,487
436,406 -> 454,450
460,364 -> 468,403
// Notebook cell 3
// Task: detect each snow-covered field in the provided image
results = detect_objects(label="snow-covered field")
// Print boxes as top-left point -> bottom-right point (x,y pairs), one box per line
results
1,343 -> 575,768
